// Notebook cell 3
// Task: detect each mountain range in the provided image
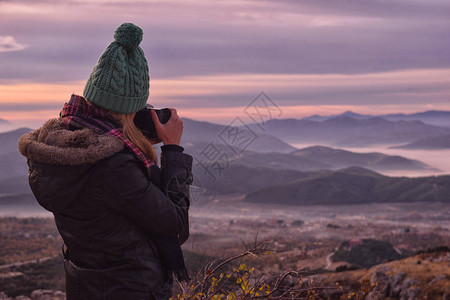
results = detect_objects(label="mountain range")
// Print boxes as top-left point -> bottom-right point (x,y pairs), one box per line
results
181,111 -> 450,149
244,116 -> 450,147
0,118 -> 444,177
1,112 -> 449,208
3,152 -> 444,207
301,110 -> 450,127
161,140 -> 435,174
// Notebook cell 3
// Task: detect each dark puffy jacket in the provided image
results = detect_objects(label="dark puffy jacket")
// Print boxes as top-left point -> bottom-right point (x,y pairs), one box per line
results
18,118 -> 193,300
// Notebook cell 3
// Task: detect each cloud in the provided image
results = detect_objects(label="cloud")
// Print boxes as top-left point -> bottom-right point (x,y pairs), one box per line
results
0,36 -> 27,52
1,0 -> 449,84
1,68 -> 449,127
1,14 -> 449,83
0,0 -> 449,118
2,69 -> 449,108
260,0 -> 450,21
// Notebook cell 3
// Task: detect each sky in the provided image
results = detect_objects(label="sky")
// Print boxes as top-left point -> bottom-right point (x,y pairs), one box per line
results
1,0 -> 449,128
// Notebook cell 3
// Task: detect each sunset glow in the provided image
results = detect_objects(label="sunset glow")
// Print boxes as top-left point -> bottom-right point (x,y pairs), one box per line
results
1,0 -> 449,129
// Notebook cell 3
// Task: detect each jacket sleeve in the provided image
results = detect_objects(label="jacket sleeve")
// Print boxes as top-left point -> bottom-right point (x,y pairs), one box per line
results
160,148 -> 192,244
101,150 -> 193,240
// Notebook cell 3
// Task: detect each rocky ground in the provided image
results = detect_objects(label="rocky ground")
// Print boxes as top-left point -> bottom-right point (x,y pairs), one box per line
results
315,250 -> 450,299
0,200 -> 449,299
0,290 -> 65,300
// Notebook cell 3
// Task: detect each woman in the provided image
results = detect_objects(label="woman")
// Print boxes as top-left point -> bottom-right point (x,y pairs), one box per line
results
18,23 -> 193,300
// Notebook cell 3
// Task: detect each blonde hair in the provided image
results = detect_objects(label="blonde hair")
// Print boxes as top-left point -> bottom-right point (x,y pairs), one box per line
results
87,101 -> 159,166
119,113 -> 159,165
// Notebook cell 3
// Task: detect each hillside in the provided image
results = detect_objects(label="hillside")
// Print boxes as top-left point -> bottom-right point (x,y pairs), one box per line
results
244,167 -> 450,205
331,239 -> 403,268
393,133 -> 450,150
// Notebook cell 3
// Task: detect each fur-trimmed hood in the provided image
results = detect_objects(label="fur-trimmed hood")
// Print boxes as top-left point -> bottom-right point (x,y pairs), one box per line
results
18,118 -> 125,165
18,118 -> 126,212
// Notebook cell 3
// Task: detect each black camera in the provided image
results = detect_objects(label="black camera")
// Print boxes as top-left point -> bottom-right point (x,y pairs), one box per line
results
134,104 -> 172,141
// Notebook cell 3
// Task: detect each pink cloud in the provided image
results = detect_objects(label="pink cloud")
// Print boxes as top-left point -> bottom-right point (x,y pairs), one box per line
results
0,36 -> 27,52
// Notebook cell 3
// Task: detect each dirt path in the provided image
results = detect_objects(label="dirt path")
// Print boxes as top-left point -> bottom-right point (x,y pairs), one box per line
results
0,256 -> 57,270
325,253 -> 333,269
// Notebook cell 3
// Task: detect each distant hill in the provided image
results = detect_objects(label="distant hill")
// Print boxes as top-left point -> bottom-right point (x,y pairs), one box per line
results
302,111 -> 369,122
0,128 -> 32,180
245,117 -> 450,147
0,122 -> 443,206
181,118 -> 297,153
0,120 -> 295,182
244,167 -> 450,205
187,154 -> 443,200
291,145 -> 434,171
0,177 -> 37,210
178,141 -> 330,172
392,134 -> 450,150
222,144 -> 433,173
190,160 -> 315,195
0,128 -> 32,155
232,150 -> 331,171
382,110 -> 450,127
12,136 -> 431,201
0,176 -> 30,195
0,193 -> 37,207
0,152 -> 29,180
0,118 -> 11,124
301,110 -> 450,127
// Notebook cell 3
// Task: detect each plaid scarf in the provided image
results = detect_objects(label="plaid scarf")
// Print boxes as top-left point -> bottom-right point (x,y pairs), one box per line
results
60,95 -> 189,282
60,94 -> 155,168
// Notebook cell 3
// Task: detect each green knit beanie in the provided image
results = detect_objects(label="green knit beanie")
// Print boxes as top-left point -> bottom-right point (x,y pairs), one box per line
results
83,23 -> 149,114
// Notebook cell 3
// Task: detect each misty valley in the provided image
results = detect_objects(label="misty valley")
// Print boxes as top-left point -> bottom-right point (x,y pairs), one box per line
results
0,111 -> 449,299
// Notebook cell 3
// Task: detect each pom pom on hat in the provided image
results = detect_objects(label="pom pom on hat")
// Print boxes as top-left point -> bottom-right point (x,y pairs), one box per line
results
114,22 -> 143,49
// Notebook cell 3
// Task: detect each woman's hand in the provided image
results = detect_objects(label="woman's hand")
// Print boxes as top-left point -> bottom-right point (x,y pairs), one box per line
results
150,108 -> 183,146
